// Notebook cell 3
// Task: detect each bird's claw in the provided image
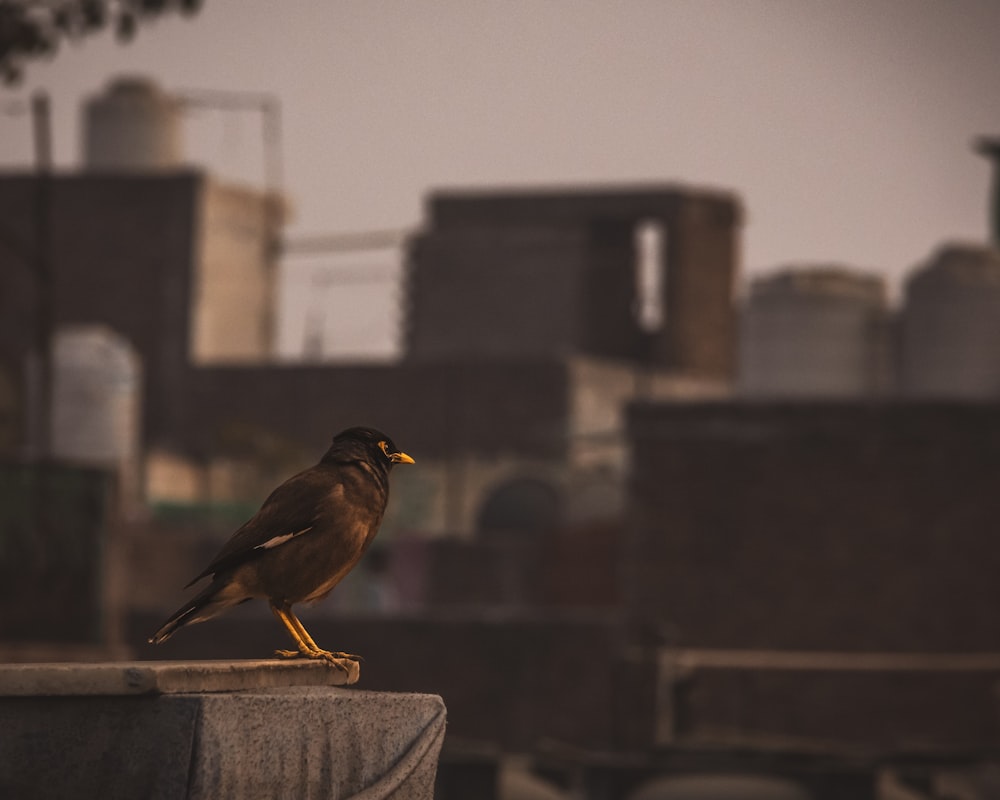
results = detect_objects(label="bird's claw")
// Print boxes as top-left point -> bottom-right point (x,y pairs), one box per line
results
326,650 -> 363,663
274,647 -> 360,673
316,651 -> 351,671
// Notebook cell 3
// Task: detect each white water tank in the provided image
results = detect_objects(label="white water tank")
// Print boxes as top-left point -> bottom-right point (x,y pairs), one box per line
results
50,325 -> 142,468
82,77 -> 182,171
738,266 -> 889,398
899,243 -> 1000,399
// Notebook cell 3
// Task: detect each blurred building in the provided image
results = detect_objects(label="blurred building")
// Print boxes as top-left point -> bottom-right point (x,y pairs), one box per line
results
626,401 -> 1000,653
737,266 -> 891,399
140,180 -> 741,531
898,242 -> 1000,399
4,77 -> 999,549
408,186 -> 742,379
5,79 -> 1000,545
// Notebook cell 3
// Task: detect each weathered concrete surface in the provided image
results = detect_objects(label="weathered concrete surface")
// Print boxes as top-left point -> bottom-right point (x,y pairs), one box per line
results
0,658 -> 360,695
0,663 -> 446,800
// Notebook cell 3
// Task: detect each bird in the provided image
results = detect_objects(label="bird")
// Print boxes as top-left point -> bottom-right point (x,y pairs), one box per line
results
149,426 -> 414,669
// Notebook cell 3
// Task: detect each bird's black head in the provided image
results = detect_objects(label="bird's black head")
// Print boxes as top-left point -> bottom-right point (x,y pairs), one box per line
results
327,426 -> 415,469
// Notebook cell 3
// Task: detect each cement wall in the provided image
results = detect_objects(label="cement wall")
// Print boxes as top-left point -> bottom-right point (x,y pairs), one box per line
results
0,661 -> 445,800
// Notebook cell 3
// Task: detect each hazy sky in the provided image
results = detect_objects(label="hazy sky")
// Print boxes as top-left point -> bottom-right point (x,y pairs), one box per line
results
3,1 -> 1000,356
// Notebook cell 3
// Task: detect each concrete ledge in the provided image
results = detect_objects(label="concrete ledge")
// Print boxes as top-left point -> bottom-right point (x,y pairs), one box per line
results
0,662 -> 445,800
0,658 -> 360,696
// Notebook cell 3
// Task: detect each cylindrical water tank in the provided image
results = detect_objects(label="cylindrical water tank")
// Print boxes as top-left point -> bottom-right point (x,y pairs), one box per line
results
899,243 -> 1000,399
82,77 -> 182,171
738,266 -> 890,398
50,325 -> 142,467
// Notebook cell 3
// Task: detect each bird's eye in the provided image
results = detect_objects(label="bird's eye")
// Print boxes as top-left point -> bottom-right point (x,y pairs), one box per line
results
378,440 -> 390,457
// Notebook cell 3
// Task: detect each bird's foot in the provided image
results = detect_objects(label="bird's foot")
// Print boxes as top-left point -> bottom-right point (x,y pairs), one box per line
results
274,647 -> 361,662
274,647 -> 361,673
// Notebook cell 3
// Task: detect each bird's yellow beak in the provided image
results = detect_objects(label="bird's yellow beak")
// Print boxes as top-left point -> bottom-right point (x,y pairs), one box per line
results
392,451 -> 415,465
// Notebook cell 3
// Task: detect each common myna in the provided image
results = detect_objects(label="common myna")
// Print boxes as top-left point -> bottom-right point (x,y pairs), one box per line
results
149,427 -> 414,667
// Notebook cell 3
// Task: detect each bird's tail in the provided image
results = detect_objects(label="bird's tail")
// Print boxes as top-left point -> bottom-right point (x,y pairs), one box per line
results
148,578 -> 245,645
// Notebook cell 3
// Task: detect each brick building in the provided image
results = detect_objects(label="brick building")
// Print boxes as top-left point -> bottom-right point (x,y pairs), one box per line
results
408,185 -> 742,377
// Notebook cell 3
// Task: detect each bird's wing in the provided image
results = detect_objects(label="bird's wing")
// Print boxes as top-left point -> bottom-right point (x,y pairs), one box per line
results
184,468 -> 338,586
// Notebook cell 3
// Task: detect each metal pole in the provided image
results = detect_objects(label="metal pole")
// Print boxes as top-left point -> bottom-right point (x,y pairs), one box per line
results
261,97 -> 283,198
974,137 -> 1000,248
260,97 -> 283,355
31,90 -> 53,460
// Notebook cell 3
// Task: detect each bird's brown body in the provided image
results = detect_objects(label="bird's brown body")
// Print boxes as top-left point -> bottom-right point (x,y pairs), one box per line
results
149,427 -> 413,669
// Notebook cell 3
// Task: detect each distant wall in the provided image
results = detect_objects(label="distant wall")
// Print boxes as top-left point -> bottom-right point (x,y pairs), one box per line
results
405,226 -> 586,359
626,402 -> 1000,652
169,359 -> 573,462
0,463 -> 118,646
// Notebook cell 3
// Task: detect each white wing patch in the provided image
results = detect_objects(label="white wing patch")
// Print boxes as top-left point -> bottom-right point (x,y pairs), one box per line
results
254,526 -> 313,551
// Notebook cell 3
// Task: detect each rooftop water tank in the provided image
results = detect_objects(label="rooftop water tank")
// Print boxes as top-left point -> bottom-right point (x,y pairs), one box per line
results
899,243 -> 1000,399
50,325 -> 142,468
82,76 -> 182,171
738,266 -> 890,398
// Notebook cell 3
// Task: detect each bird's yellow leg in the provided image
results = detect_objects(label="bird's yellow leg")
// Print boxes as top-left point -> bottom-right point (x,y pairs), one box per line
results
270,604 -> 360,667
271,604 -> 315,658
285,610 -> 320,650
287,609 -> 363,663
